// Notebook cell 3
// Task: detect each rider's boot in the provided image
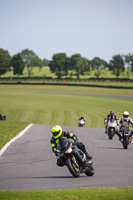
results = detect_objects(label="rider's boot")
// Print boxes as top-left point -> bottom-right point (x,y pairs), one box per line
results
85,152 -> 93,160
116,131 -> 122,141
129,137 -> 132,143
118,135 -> 123,142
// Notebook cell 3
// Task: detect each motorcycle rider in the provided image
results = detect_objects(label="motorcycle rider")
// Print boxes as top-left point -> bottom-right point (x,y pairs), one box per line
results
79,116 -> 86,122
104,111 -> 118,133
50,125 -> 93,167
78,116 -> 86,127
116,111 -> 133,141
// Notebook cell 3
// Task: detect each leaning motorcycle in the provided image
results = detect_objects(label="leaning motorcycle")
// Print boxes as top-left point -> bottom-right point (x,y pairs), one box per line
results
78,119 -> 85,127
105,119 -> 117,139
120,127 -> 132,149
56,137 -> 94,177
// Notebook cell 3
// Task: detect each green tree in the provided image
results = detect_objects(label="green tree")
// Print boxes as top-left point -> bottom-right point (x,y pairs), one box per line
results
20,49 -> 43,77
81,57 -> 90,75
108,55 -> 124,78
10,53 -> 25,77
124,53 -> 133,78
69,54 -> 83,79
49,53 -> 68,79
90,57 -> 107,78
0,48 -> 11,76
42,58 -> 49,66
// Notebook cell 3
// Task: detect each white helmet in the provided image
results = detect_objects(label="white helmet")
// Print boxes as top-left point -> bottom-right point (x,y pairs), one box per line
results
123,111 -> 129,118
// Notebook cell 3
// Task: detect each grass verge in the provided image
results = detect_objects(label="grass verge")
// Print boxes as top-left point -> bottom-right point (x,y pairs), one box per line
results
0,121 -> 29,149
0,187 -> 133,200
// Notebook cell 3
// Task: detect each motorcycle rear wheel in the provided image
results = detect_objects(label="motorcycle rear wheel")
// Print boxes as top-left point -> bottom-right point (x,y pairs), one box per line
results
85,162 -> 94,176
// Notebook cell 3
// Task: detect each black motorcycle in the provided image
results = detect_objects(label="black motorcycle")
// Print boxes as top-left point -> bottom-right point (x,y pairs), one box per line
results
121,127 -> 132,149
56,137 -> 94,177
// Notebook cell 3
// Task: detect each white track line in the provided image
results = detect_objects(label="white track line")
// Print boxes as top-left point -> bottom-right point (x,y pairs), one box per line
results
0,123 -> 33,157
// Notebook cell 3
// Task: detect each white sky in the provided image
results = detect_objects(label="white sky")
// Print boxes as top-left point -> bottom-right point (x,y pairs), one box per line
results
0,0 -> 133,62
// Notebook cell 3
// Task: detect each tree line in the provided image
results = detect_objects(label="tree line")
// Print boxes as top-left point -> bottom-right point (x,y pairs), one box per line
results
0,48 -> 133,79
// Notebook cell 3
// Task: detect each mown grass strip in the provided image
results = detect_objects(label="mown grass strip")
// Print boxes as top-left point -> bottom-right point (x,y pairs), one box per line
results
0,187 -> 133,200
1,91 -> 133,126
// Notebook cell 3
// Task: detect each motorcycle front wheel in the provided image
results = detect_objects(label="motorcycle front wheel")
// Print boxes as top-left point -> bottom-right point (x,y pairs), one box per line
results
123,137 -> 129,149
65,157 -> 80,177
108,129 -> 114,140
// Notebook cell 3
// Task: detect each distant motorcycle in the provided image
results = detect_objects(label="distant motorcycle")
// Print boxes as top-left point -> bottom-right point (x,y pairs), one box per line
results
120,127 -> 132,149
106,119 -> 117,139
56,137 -> 94,177
78,119 -> 85,127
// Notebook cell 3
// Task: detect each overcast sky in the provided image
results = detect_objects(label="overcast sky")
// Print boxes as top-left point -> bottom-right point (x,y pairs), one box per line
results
0,0 -> 133,62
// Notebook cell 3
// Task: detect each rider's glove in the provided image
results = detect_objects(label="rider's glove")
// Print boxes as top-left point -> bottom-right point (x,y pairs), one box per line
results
53,148 -> 60,156
53,148 -> 60,153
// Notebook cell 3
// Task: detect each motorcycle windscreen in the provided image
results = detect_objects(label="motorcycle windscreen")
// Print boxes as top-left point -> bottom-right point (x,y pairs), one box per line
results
122,127 -> 131,134
58,137 -> 70,151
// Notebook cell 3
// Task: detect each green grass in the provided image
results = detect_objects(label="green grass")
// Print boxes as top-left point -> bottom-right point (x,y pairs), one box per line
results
1,66 -> 56,78
0,187 -> 133,200
0,85 -> 133,128
0,89 -> 133,127
0,121 -> 29,149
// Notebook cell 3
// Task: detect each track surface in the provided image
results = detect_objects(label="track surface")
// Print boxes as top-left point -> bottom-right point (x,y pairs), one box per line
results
0,124 -> 133,190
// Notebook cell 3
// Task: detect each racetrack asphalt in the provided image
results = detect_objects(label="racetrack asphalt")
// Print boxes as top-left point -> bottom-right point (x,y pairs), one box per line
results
0,124 -> 133,190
